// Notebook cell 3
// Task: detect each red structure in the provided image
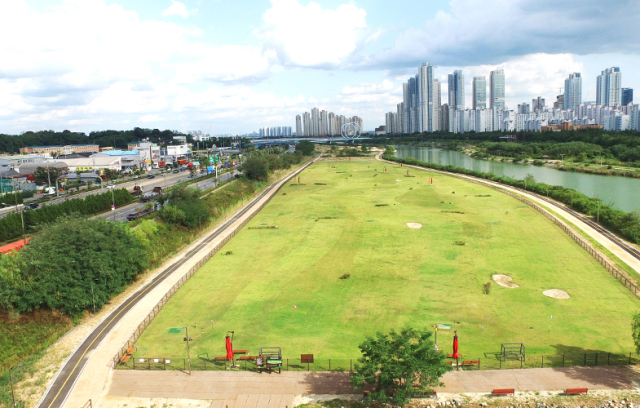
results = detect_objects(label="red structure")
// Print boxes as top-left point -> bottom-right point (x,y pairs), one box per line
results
0,238 -> 31,255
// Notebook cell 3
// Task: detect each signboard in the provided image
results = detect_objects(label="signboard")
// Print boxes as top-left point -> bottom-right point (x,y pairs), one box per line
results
436,324 -> 452,330
207,166 -> 214,173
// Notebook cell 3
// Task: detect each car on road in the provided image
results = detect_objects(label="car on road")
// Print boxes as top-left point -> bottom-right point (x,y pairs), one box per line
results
25,203 -> 39,210
173,169 -> 179,173
148,174 -> 155,179
106,184 -> 115,189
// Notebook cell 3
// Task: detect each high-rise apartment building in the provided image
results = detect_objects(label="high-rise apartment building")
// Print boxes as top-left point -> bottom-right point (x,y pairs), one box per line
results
303,112 -> 311,136
418,63 -> 439,132
597,67 -> 622,107
396,103 -> 404,134
448,70 -> 465,110
564,73 -> 582,110
532,97 -> 545,113
622,88 -> 633,106
311,108 -> 320,136
490,69 -> 505,110
295,115 -> 302,136
472,76 -> 486,110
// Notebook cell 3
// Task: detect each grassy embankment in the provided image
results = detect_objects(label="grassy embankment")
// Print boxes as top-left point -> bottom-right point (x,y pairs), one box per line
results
135,160 -> 639,369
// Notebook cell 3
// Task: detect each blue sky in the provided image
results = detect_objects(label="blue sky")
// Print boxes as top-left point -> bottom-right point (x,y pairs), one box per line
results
0,0 -> 639,135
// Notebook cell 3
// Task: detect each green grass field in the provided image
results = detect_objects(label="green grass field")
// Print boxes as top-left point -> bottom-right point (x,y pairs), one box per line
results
135,161 -> 639,365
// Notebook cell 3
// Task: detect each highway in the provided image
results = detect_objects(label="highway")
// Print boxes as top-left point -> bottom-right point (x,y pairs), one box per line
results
35,157 -> 316,408
98,170 -> 239,222
1,168 -> 235,221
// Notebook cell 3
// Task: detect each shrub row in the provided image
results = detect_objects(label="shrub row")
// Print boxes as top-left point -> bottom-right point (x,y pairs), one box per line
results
383,148 -> 640,244
0,189 -> 134,242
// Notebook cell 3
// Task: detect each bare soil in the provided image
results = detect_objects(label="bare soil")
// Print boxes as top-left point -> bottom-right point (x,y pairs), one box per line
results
492,274 -> 519,288
543,289 -> 571,299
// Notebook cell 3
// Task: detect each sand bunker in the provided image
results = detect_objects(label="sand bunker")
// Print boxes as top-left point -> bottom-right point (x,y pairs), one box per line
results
406,223 -> 423,229
396,179 -> 403,182
492,274 -> 519,288
543,289 -> 570,299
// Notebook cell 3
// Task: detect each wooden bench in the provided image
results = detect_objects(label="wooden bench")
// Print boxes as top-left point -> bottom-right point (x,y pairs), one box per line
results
233,350 -> 248,354
445,361 -> 453,365
447,354 -> 462,359
119,346 -> 137,364
214,356 -> 229,361
463,360 -> 479,368
239,356 -> 256,360
492,389 -> 514,396
566,388 -> 588,395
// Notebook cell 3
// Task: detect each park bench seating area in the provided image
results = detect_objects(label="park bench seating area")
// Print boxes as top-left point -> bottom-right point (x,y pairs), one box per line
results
463,360 -> 479,368
566,388 -> 588,395
257,347 -> 282,374
492,388 -> 515,396
119,346 -> 137,364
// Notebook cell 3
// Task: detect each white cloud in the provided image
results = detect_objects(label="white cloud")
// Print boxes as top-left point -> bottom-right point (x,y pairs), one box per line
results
364,0 -> 640,70
255,0 -> 367,68
162,1 -> 189,18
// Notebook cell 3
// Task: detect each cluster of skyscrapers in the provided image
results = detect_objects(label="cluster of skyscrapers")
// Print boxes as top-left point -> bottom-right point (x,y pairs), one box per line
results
386,64 -> 638,134
258,126 -> 292,137
295,108 -> 363,137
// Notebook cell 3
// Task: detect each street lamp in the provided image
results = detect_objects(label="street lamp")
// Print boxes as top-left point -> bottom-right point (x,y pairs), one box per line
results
111,188 -> 116,222
90,278 -> 99,314
10,364 -> 23,408
183,326 -> 192,375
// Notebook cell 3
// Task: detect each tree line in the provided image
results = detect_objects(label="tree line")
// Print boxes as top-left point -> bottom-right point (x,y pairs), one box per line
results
0,189 -> 134,242
371,129 -> 640,164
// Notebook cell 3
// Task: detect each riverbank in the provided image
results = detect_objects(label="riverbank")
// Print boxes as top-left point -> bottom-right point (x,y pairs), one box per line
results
460,146 -> 640,179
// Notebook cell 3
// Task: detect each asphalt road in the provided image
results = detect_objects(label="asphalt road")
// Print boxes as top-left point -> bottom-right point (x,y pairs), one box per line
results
35,159 -> 315,408
98,170 -> 239,222
2,168 -> 236,221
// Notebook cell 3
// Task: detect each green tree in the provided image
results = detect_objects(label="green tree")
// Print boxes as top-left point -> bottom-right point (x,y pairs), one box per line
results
351,327 -> 450,405
33,166 -> 62,185
241,157 -> 269,181
632,314 -> 640,354
295,140 -> 315,155
14,216 -> 149,316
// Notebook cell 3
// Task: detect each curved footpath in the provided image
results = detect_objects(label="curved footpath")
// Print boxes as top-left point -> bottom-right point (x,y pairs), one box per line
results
35,158 -> 317,408
377,154 -> 640,276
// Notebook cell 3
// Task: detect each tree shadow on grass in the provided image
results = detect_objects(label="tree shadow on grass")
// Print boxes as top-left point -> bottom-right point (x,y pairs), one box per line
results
548,344 -> 640,389
301,372 -> 372,395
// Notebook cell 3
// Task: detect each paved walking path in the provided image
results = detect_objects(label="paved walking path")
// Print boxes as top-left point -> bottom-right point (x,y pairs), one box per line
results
105,365 -> 640,406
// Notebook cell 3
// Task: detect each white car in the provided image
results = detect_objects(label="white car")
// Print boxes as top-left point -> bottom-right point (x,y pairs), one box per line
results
106,184 -> 115,189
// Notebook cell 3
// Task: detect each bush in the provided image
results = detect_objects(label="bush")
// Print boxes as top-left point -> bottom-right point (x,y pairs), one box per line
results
7,216 -> 148,316
296,140 -> 315,155
241,157 -> 269,181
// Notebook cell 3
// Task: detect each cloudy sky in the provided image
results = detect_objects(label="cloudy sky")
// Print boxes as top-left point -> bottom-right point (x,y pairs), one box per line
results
1,0 -> 639,135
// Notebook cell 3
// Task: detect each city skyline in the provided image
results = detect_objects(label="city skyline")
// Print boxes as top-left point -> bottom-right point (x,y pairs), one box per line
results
1,1 -> 640,134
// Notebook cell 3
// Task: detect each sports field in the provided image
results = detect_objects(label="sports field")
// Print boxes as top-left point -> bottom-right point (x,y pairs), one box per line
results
135,160 -> 638,363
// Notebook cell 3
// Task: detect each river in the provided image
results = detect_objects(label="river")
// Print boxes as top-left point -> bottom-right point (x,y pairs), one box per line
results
394,145 -> 640,214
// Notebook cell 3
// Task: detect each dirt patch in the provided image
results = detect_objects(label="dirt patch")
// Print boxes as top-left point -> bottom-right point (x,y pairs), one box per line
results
543,289 -> 570,299
406,223 -> 423,229
492,274 -> 519,288
395,179 -> 403,182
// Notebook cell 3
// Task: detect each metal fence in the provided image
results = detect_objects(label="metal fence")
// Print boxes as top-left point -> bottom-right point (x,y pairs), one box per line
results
112,158 -> 318,368
115,352 -> 640,373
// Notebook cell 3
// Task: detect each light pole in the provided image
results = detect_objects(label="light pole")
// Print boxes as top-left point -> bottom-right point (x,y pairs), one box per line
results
560,154 -> 564,162
90,278 -> 98,313
10,364 -> 22,408
183,326 -> 192,375
111,188 -> 116,222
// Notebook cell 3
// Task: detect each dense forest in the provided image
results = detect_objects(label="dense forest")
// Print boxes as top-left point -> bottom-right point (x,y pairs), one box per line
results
0,128 -> 249,154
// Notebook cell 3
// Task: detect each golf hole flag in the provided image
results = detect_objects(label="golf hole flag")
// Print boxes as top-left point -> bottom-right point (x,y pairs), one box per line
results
294,305 -> 298,309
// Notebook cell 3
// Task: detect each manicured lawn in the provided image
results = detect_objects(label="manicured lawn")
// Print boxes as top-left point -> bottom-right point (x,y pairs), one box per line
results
135,161 -> 639,365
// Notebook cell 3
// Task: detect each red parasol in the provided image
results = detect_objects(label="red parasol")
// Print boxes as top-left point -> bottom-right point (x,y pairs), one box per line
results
452,331 -> 461,359
225,335 -> 234,360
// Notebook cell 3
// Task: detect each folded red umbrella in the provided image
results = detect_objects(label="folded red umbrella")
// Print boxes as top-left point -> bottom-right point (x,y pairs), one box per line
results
452,332 -> 461,359
226,336 -> 234,360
